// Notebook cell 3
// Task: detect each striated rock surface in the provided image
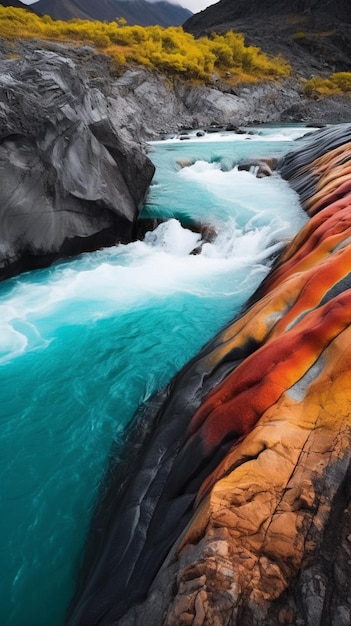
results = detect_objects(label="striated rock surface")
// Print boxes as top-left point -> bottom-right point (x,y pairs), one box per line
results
2,38 -> 351,150
67,124 -> 351,626
108,68 -> 306,140
0,45 -> 154,280
109,68 -> 351,138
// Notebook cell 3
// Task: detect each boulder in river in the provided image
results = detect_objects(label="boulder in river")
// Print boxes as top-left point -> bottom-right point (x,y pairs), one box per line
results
237,157 -> 278,177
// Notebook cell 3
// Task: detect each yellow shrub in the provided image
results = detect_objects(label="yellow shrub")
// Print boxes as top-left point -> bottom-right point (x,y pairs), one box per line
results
305,72 -> 351,96
0,6 -> 291,82
211,41 -> 233,67
332,72 -> 351,92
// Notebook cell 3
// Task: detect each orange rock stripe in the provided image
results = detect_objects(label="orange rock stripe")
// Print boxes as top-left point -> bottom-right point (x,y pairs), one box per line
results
200,244 -> 351,378
186,290 -> 351,452
196,322 -> 351,507
305,174 -> 351,212
278,202 -> 350,264
307,182 -> 351,216
260,206 -> 351,295
315,161 -> 351,190
310,141 -> 351,174
271,245 -> 351,336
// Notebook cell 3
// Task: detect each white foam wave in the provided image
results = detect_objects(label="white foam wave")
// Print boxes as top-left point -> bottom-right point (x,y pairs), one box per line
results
0,214 -> 283,364
0,323 -> 28,363
0,130 -> 310,364
151,125 -> 321,145
177,160 -> 306,237
143,219 -> 201,255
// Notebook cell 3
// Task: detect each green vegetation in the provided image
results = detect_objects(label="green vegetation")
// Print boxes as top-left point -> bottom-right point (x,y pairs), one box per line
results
0,6 -> 290,82
304,72 -> 351,96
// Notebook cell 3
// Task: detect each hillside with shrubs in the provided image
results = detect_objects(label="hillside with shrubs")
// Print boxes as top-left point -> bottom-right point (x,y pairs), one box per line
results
1,7 -> 350,99
0,6 -> 290,83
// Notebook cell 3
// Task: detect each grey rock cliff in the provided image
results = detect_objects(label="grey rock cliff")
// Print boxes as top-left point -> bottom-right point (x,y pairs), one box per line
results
0,45 -> 155,280
108,67 -> 350,141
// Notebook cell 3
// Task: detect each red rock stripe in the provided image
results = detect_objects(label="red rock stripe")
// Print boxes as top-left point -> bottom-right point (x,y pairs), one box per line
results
187,290 -> 351,451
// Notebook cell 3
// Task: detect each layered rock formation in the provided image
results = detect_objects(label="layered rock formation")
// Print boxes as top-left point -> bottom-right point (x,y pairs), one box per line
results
0,46 -> 154,280
2,38 -> 351,154
105,63 -> 351,138
67,124 -> 351,626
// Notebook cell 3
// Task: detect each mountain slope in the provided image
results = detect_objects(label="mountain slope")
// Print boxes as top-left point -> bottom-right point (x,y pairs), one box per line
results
31,0 -> 192,27
0,0 -> 38,10
184,0 -> 351,75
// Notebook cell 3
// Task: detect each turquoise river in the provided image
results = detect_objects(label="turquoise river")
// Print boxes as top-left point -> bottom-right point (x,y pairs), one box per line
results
0,125 -> 316,625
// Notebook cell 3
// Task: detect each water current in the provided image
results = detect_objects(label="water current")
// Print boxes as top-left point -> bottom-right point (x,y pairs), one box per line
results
0,125 -> 315,625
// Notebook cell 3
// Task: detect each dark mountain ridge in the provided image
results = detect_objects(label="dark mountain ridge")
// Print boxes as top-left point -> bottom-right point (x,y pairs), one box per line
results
31,0 -> 192,27
186,0 -> 351,22
184,0 -> 351,75
0,0 -> 38,11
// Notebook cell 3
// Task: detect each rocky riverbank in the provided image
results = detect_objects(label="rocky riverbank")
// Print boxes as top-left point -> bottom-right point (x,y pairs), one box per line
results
0,38 -> 350,282
3,38 -> 351,145
109,68 -> 351,140
88,49 -> 351,140
67,123 -> 351,626
1,38 -> 351,283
